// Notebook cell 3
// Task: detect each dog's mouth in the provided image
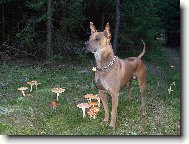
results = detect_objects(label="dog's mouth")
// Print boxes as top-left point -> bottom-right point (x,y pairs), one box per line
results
84,46 -> 99,54
91,48 -> 99,53
83,41 -> 99,53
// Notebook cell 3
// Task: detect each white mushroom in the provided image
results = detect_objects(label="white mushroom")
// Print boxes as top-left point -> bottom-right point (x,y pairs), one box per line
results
51,88 -> 65,101
17,87 -> 28,96
35,82 -> 41,89
77,103 -> 90,118
27,81 -> 36,92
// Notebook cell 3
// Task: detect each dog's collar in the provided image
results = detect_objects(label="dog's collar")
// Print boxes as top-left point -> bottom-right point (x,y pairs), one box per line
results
96,56 -> 117,71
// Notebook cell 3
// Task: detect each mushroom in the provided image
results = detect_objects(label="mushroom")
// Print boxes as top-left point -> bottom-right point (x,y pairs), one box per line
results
27,81 -> 36,92
87,109 -> 95,118
171,65 -> 175,69
26,94 -> 32,97
170,81 -> 175,86
168,86 -> 173,94
51,101 -> 57,108
87,107 -> 100,119
84,94 -> 100,102
77,103 -> 91,118
35,82 -> 41,89
96,97 -> 101,107
51,88 -> 65,101
88,101 -> 98,107
17,87 -> 28,96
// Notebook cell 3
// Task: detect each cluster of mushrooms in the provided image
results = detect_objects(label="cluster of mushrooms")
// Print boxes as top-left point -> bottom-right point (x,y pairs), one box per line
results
77,94 -> 100,119
17,81 -> 65,104
17,80 -> 41,96
18,81 -> 101,117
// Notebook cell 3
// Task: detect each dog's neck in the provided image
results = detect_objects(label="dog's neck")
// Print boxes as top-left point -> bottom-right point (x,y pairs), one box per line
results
94,45 -> 115,70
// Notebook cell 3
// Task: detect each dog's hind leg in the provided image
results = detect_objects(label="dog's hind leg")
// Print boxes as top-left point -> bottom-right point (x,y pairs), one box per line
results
136,71 -> 146,115
99,90 -> 109,122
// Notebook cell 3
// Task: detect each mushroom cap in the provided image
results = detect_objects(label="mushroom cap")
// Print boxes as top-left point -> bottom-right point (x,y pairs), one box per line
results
26,94 -> 32,97
77,103 -> 90,108
51,88 -> 65,93
87,109 -> 96,116
27,81 -> 37,85
88,101 -> 98,106
17,87 -> 28,91
84,94 -> 98,99
35,82 -> 41,85
87,107 -> 100,116
51,101 -> 57,107
90,107 -> 100,113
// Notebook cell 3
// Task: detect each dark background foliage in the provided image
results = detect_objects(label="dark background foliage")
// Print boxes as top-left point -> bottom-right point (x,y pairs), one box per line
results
0,0 -> 180,61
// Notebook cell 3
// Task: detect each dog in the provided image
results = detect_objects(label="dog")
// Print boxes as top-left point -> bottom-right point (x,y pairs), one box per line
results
84,22 -> 146,128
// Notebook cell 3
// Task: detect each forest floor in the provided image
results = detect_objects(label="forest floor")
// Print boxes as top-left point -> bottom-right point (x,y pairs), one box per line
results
0,46 -> 181,135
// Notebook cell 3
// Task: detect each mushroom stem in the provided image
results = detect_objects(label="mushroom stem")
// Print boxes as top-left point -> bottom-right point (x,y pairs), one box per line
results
98,99 -> 100,107
56,93 -> 60,101
93,114 -> 96,119
35,83 -> 41,89
30,85 -> 33,92
87,98 -> 91,102
21,90 -> 25,96
35,84 -> 38,89
82,108 -> 86,118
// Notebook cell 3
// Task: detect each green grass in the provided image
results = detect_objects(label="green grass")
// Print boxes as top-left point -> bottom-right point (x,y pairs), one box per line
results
0,48 -> 181,135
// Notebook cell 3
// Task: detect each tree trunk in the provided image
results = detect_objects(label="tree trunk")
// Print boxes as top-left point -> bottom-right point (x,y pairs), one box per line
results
2,3 -> 5,41
113,0 -> 120,54
46,0 -> 53,59
101,11 -> 105,31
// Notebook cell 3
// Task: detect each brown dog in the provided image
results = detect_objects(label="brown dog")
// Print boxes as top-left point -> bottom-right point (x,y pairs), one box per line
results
84,22 -> 146,128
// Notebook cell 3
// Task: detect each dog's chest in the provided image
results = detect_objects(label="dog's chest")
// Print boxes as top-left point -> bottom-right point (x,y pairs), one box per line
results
95,72 -> 113,92
95,78 -> 106,91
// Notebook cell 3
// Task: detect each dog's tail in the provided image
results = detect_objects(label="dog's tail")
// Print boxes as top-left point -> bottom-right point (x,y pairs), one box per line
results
138,38 -> 146,59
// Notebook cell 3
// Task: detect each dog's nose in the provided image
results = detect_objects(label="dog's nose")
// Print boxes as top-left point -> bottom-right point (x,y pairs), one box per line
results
83,41 -> 89,52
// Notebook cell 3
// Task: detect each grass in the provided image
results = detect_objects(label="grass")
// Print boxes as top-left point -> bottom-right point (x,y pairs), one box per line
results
0,47 -> 181,135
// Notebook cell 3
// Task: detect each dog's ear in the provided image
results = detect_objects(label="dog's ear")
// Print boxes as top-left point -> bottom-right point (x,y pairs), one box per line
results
104,22 -> 111,39
90,22 -> 97,34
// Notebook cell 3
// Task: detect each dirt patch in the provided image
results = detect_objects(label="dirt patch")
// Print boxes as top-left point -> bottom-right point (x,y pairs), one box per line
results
161,47 -> 181,70
146,63 -> 162,77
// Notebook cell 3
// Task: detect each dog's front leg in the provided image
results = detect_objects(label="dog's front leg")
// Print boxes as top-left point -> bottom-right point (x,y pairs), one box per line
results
99,90 -> 109,122
110,92 -> 119,128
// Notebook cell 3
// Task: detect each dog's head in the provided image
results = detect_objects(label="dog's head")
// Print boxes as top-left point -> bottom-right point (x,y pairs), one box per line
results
84,22 -> 112,53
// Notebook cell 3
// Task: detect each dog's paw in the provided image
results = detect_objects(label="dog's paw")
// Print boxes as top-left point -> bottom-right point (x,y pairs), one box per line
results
109,124 -> 115,129
100,120 -> 108,126
103,117 -> 109,122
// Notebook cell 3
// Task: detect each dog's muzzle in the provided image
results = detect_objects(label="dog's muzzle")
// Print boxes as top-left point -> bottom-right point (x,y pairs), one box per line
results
84,41 -> 88,48
83,41 -> 98,53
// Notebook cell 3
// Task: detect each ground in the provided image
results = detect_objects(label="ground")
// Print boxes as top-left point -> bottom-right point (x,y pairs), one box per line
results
0,46 -> 181,135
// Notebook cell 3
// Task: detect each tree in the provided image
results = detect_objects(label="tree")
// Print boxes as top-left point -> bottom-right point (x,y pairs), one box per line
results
113,0 -> 120,54
157,0 -> 180,47
0,0 -> 14,42
46,0 -> 53,59
120,0 -> 161,50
